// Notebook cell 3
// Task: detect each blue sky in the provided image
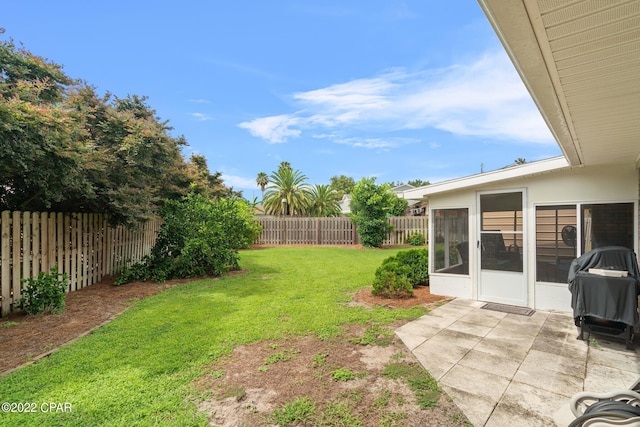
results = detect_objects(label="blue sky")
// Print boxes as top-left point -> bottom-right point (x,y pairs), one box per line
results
4,1 -> 560,199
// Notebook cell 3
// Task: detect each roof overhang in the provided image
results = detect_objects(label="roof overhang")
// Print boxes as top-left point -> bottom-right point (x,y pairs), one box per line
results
402,156 -> 570,199
477,0 -> 640,168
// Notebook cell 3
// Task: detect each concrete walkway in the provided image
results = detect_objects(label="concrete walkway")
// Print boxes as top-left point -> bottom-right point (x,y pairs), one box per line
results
395,299 -> 640,426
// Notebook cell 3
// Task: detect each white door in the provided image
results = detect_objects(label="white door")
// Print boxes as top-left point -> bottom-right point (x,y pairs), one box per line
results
478,191 -> 527,306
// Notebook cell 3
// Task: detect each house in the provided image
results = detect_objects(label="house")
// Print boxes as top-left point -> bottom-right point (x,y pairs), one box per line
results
403,0 -> 640,312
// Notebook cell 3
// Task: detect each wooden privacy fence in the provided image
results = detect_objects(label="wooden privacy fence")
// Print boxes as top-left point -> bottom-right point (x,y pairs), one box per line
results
256,216 -> 428,246
0,211 -> 161,317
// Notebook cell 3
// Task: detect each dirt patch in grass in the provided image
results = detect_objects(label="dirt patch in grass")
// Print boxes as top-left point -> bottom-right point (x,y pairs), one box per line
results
0,271 -> 469,426
195,287 -> 466,427
196,321 -> 468,427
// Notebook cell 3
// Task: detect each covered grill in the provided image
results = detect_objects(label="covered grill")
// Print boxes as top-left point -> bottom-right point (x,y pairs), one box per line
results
568,246 -> 640,351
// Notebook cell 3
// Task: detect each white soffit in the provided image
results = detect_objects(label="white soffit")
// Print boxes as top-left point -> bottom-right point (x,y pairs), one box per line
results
479,0 -> 640,168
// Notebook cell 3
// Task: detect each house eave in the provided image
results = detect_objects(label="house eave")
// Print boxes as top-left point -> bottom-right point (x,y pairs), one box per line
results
402,156 -> 570,199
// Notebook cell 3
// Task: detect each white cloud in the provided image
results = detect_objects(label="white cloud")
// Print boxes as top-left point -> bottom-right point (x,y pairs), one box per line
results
221,173 -> 258,189
188,98 -> 210,104
191,112 -> 214,121
238,114 -> 302,143
238,50 -> 554,145
334,137 -> 418,150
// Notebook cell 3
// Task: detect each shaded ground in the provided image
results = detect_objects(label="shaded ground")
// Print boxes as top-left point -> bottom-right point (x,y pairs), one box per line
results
0,273 -> 469,426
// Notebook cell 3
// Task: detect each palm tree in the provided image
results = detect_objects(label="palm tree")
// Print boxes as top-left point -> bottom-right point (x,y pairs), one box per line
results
262,168 -> 311,216
256,172 -> 269,198
278,161 -> 291,171
308,184 -> 341,217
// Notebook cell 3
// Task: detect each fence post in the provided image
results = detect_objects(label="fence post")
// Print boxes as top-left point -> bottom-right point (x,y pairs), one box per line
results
1,211 -> 11,316
12,211 -> 21,304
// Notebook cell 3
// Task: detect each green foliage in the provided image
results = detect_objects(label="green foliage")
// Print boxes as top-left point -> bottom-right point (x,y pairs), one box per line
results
406,232 -> 426,246
269,396 -> 316,425
372,249 -> 429,298
383,362 -> 441,409
312,353 -> 328,368
318,401 -> 363,427
262,166 -> 311,216
332,368 -> 356,381
0,321 -> 20,328
0,248 -> 427,426
115,192 -> 261,284
329,174 -> 356,197
407,179 -> 430,187
17,266 -> 69,315
387,193 -> 408,217
372,260 -> 413,298
393,249 -> 429,285
0,36 -> 235,225
264,348 -> 299,365
308,184 -> 341,217
350,325 -> 394,346
256,171 -> 269,193
350,177 -> 407,248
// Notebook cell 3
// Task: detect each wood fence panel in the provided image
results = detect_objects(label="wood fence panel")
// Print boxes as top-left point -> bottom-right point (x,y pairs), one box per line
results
255,216 -> 427,246
0,211 -> 161,317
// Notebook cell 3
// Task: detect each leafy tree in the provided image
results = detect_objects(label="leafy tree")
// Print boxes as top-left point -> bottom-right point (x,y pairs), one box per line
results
256,171 -> 269,197
185,153 -> 235,199
385,179 -> 430,188
329,175 -> 355,197
0,36 -> 236,226
0,42 -> 89,213
350,178 -> 394,248
407,179 -> 430,187
262,167 -> 311,216
387,191 -> 409,216
308,184 -> 341,217
515,158 -> 527,165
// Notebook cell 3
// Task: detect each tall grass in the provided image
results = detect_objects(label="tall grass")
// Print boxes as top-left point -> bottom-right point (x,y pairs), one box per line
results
0,247 -> 426,426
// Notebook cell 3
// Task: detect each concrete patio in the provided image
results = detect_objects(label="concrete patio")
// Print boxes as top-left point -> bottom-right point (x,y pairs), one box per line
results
395,298 -> 640,426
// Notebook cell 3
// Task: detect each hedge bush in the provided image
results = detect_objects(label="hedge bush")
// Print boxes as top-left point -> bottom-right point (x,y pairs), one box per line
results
372,248 -> 429,298
115,193 -> 262,285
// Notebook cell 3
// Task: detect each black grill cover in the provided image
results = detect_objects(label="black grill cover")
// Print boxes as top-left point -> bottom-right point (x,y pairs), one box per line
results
568,246 -> 640,327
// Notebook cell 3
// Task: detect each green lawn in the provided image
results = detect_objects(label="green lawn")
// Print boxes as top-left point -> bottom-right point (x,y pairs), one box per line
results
0,247 -> 427,426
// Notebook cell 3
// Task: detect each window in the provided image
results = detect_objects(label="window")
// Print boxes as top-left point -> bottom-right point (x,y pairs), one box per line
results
433,208 -> 469,274
582,203 -> 634,252
536,205 -> 577,283
535,202 -> 634,283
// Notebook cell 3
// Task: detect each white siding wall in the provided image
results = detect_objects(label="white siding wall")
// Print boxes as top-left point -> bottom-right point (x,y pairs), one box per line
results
428,163 -> 639,313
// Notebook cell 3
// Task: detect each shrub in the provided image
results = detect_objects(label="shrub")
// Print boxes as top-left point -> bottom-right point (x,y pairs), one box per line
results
115,193 -> 261,285
406,232 -> 425,246
372,260 -> 413,298
394,248 -> 429,285
18,266 -> 69,314
372,249 -> 429,298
